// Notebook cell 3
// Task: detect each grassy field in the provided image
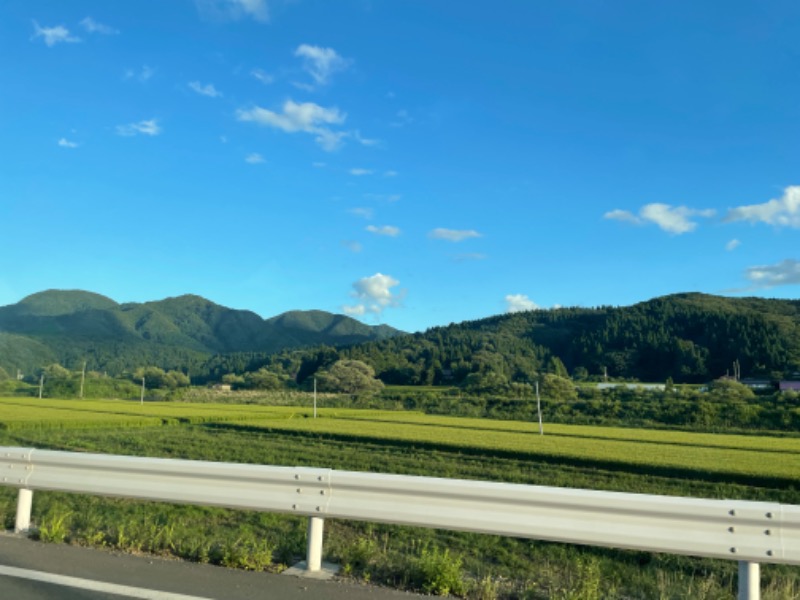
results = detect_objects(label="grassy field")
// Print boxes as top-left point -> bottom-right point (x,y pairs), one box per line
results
0,395 -> 798,598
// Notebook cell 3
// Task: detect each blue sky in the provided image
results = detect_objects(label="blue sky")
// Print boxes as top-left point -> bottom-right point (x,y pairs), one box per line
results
2,1 -> 799,333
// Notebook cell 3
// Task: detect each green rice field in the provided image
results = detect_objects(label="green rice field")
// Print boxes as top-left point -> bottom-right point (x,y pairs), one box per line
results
0,395 -> 798,598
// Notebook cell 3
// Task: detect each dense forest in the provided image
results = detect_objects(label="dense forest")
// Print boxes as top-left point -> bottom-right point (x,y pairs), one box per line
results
204,293 -> 800,388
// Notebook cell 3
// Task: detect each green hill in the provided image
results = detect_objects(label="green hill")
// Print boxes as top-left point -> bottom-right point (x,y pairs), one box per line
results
296,292 -> 800,386
0,290 -> 403,376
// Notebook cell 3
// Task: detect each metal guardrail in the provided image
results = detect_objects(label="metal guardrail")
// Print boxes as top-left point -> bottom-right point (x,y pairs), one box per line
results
2,446 -> 799,599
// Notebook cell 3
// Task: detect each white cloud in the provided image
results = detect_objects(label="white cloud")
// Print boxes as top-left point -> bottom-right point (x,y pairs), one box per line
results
342,304 -> 366,316
189,81 -> 222,97
124,65 -> 154,83
352,131 -> 379,147
603,209 -> 641,225
342,240 -> 362,253
245,153 -> 265,164
349,168 -> 373,176
366,225 -> 400,237
726,239 -> 741,251
80,17 -> 118,35
604,203 -> 715,234
236,100 -> 346,151
429,228 -> 482,242
349,207 -> 373,219
344,272 -> 404,316
312,162 -> 327,168
725,186 -> 800,228
295,44 -> 350,86
505,294 -> 539,313
641,203 -> 715,234
57,138 -> 79,148
251,68 -> 274,84
195,0 -> 269,22
31,21 -> 80,46
744,259 -> 800,289
384,170 -> 398,177
116,119 -> 161,137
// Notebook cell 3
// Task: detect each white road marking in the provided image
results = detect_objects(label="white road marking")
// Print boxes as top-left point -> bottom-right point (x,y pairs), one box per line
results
0,564 -> 216,600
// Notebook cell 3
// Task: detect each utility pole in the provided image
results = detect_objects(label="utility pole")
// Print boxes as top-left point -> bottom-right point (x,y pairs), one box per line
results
313,377 -> 317,418
80,361 -> 86,399
38,374 -> 44,399
140,377 -> 145,405
535,380 -> 543,436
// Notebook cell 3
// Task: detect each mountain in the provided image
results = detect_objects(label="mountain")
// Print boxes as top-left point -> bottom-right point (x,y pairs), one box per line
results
318,292 -> 800,385
4,290 -> 800,385
0,290 -> 403,376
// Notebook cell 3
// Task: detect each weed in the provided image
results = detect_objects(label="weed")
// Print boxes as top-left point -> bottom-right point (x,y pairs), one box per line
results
36,511 -> 72,544
410,545 -> 466,596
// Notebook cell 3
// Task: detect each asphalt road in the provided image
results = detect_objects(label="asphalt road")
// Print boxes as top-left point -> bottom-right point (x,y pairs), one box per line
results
0,533 -> 426,600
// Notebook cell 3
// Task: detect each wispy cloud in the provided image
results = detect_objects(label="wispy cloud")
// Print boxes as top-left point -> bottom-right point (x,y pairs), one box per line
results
352,131 -> 379,147
80,17 -> 118,35
505,294 -> 539,313
189,81 -> 222,97
603,209 -> 640,226
390,109 -> 413,127
384,170 -> 398,177
429,228 -> 482,242
195,0 -> 269,22
295,44 -> 350,87
743,259 -> 800,289
366,225 -> 400,237
251,68 -> 274,84
343,273 -> 404,317
236,100 -> 347,151
245,153 -> 265,164
124,65 -> 154,83
31,21 -> 80,46
116,119 -> 161,137
724,186 -> 800,228
604,203 -> 715,234
57,138 -> 79,148
726,239 -> 741,251
349,168 -> 373,176
349,207 -> 373,219
342,240 -> 362,253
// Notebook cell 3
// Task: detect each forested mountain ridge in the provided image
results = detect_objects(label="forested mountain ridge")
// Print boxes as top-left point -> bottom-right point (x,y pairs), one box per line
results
3,290 -> 800,386
249,293 -> 800,387
0,290 -> 403,375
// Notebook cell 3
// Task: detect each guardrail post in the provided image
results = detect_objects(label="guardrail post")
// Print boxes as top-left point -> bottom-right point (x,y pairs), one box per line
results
738,561 -> 760,600
15,488 -> 33,533
306,517 -> 324,572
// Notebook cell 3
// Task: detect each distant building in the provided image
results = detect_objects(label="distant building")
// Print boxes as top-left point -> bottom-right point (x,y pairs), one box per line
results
778,381 -> 800,392
596,383 -> 666,391
740,378 -> 773,390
